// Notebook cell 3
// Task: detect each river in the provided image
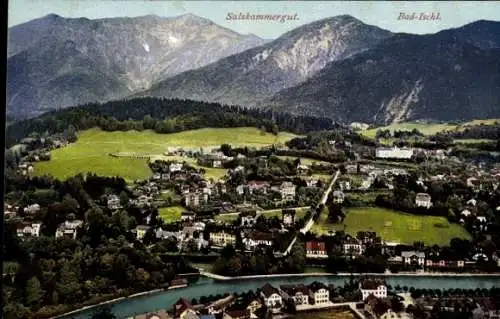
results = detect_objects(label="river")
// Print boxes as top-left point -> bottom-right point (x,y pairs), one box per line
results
62,275 -> 500,319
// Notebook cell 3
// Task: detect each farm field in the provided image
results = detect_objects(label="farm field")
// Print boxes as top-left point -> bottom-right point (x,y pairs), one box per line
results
311,207 -> 470,246
34,127 -> 297,181
158,206 -> 185,223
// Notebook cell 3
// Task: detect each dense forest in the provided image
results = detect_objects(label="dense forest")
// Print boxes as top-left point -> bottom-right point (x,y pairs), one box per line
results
2,172 -> 197,319
6,97 -> 336,147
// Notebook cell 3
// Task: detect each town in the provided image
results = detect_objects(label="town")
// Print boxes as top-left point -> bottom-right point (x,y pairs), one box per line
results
3,117 -> 500,319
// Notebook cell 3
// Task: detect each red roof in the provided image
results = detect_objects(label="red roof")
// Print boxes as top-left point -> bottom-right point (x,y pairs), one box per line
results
247,181 -> 269,188
306,241 -> 326,252
172,298 -> 192,317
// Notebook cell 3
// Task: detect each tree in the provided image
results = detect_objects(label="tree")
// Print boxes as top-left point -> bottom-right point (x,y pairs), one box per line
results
119,191 -> 129,206
25,276 -> 42,306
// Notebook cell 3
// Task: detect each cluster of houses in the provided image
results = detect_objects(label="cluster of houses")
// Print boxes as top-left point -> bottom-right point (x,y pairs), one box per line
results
128,281 -> 334,319
305,229 -> 500,270
235,180 -> 298,202
374,146 -> 450,161
127,278 -> 398,319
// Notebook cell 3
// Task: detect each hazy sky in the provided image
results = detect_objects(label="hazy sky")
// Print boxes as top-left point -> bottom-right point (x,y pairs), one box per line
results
8,1 -> 500,38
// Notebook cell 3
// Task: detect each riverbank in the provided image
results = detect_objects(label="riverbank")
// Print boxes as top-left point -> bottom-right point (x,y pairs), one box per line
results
201,271 -> 500,281
54,272 -> 500,319
51,289 -> 165,319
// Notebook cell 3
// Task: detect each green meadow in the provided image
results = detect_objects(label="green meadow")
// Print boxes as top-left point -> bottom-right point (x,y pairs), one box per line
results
362,123 -> 457,139
311,207 -> 470,246
34,127 -> 297,181
361,119 -> 499,139
158,206 -> 185,223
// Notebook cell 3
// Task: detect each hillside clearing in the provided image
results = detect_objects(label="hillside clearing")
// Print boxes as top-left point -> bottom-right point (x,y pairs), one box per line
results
362,119 -> 499,139
34,127 -> 297,181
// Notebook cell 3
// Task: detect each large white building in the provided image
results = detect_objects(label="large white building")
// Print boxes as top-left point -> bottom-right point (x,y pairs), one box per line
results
308,282 -> 330,305
360,279 -> 387,300
260,283 -> 283,310
375,147 -> 414,160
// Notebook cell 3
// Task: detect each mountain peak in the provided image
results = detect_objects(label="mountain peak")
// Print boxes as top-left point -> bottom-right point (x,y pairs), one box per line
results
174,13 -> 214,26
42,13 -> 62,20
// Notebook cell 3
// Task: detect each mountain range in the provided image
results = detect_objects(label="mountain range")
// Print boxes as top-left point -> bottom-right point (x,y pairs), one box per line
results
269,21 -> 500,123
7,14 -> 500,124
7,13 -> 267,119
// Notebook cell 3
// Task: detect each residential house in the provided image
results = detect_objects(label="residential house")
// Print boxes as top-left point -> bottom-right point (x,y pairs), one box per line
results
17,223 -> 42,238
135,225 -> 151,240
247,181 -> 269,194
222,310 -> 250,319
244,297 -> 262,315
172,298 -> 198,319
343,236 -> 364,256
473,252 -> 488,261
467,199 -> 477,206
130,309 -> 171,319
359,279 -> 387,300
184,192 -> 208,208
4,205 -> 17,219
305,177 -> 319,188
475,216 -> 488,232
346,164 -> 358,174
308,281 -> 330,305
55,220 -> 83,239
209,230 -> 236,247
425,258 -> 465,269
280,284 -> 310,306
155,228 -> 182,242
23,203 -> 40,215
279,182 -> 296,201
240,210 -> 257,227
339,180 -> 351,191
296,164 -> 310,176
306,241 -> 327,257
332,191 -> 345,204
181,211 -> 196,222
134,194 -> 152,207
260,283 -> 282,310
282,209 -> 296,226
401,251 -> 425,266
107,195 -> 121,210
236,185 -> 245,195
207,295 -> 236,315
198,153 -> 228,168
375,147 -> 414,160
415,193 -> 432,209
181,185 -> 191,195
461,209 -> 472,217
243,231 -> 274,250
192,222 -> 206,232
170,163 -> 183,173
356,231 -> 379,245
